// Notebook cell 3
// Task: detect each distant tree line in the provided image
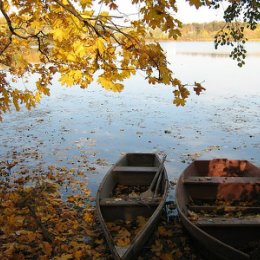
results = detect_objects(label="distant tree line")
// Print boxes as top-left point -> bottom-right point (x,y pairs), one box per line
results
147,21 -> 260,41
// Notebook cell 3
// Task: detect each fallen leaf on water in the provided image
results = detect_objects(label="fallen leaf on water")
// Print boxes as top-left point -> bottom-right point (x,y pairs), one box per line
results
83,211 -> 94,223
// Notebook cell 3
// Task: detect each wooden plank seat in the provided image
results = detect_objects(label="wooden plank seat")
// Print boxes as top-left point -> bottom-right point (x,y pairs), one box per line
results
99,198 -> 160,207
195,216 -> 260,227
183,176 -> 260,185
189,205 -> 260,214
113,166 -> 158,172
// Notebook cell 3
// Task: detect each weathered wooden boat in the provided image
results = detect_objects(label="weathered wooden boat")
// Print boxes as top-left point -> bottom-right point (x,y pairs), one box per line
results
96,153 -> 168,260
176,159 -> 260,260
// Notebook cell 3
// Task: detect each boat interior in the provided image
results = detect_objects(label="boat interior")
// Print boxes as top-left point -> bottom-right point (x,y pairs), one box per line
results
180,159 -> 260,249
98,153 -> 167,221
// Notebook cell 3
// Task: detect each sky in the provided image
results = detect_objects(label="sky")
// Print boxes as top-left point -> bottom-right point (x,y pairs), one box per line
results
176,0 -> 225,23
2,0 -> 226,24
112,0 -> 226,24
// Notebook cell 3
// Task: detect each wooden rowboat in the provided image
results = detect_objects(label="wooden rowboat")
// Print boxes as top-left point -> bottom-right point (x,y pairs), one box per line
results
96,153 -> 168,260
176,159 -> 260,260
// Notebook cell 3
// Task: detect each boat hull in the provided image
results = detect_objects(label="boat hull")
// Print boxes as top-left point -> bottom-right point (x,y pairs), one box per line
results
96,153 -> 169,260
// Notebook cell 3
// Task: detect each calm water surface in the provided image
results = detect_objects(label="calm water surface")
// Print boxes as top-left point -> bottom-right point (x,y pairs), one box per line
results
1,42 -> 259,193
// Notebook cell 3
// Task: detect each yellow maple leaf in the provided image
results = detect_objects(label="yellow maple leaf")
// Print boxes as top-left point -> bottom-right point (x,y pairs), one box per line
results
67,53 -> 77,62
52,28 -> 65,42
59,73 -> 74,86
172,78 -> 181,87
35,91 -> 41,103
82,10 -> 94,19
173,97 -> 186,106
72,70 -> 82,81
97,76 -> 123,92
30,20 -> 42,30
80,0 -> 92,9
3,1 -> 10,11
193,82 -> 206,95
83,211 -> 93,222
73,41 -> 87,58
188,0 -> 203,9
95,37 -> 106,55
179,86 -> 190,99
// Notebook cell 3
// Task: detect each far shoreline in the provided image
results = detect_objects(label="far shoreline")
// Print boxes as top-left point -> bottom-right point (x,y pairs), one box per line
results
146,38 -> 260,43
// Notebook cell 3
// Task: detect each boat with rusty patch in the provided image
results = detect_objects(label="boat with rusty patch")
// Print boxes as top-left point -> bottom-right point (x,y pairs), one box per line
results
176,159 -> 260,260
96,153 -> 169,260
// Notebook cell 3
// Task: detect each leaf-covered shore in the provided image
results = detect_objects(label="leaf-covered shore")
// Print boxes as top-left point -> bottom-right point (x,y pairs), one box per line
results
0,160 -> 205,260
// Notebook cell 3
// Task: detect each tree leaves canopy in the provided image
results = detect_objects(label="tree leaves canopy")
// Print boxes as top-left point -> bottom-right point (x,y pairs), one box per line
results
0,0 -> 259,119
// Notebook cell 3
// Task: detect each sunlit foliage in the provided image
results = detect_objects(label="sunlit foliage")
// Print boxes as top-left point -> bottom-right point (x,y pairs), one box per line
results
0,0 -> 259,119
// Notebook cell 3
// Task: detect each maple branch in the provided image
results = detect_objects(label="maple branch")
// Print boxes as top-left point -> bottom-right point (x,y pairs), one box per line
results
53,0 -> 131,39
52,0 -> 102,37
0,0 -> 49,59
0,0 -> 32,40
0,0 -> 16,35
35,31 -> 50,62
95,1 -> 104,27
0,35 -> 12,55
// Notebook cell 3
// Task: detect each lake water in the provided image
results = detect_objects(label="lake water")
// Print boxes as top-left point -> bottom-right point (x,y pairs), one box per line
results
1,42 -> 260,193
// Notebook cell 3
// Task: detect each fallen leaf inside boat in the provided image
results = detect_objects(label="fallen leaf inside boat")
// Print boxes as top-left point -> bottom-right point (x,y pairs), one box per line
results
107,217 -> 148,247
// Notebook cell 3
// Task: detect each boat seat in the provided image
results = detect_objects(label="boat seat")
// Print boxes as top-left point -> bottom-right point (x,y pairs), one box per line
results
99,198 -> 160,207
194,216 -> 260,227
189,205 -> 260,214
113,166 -> 158,172
183,176 -> 260,185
